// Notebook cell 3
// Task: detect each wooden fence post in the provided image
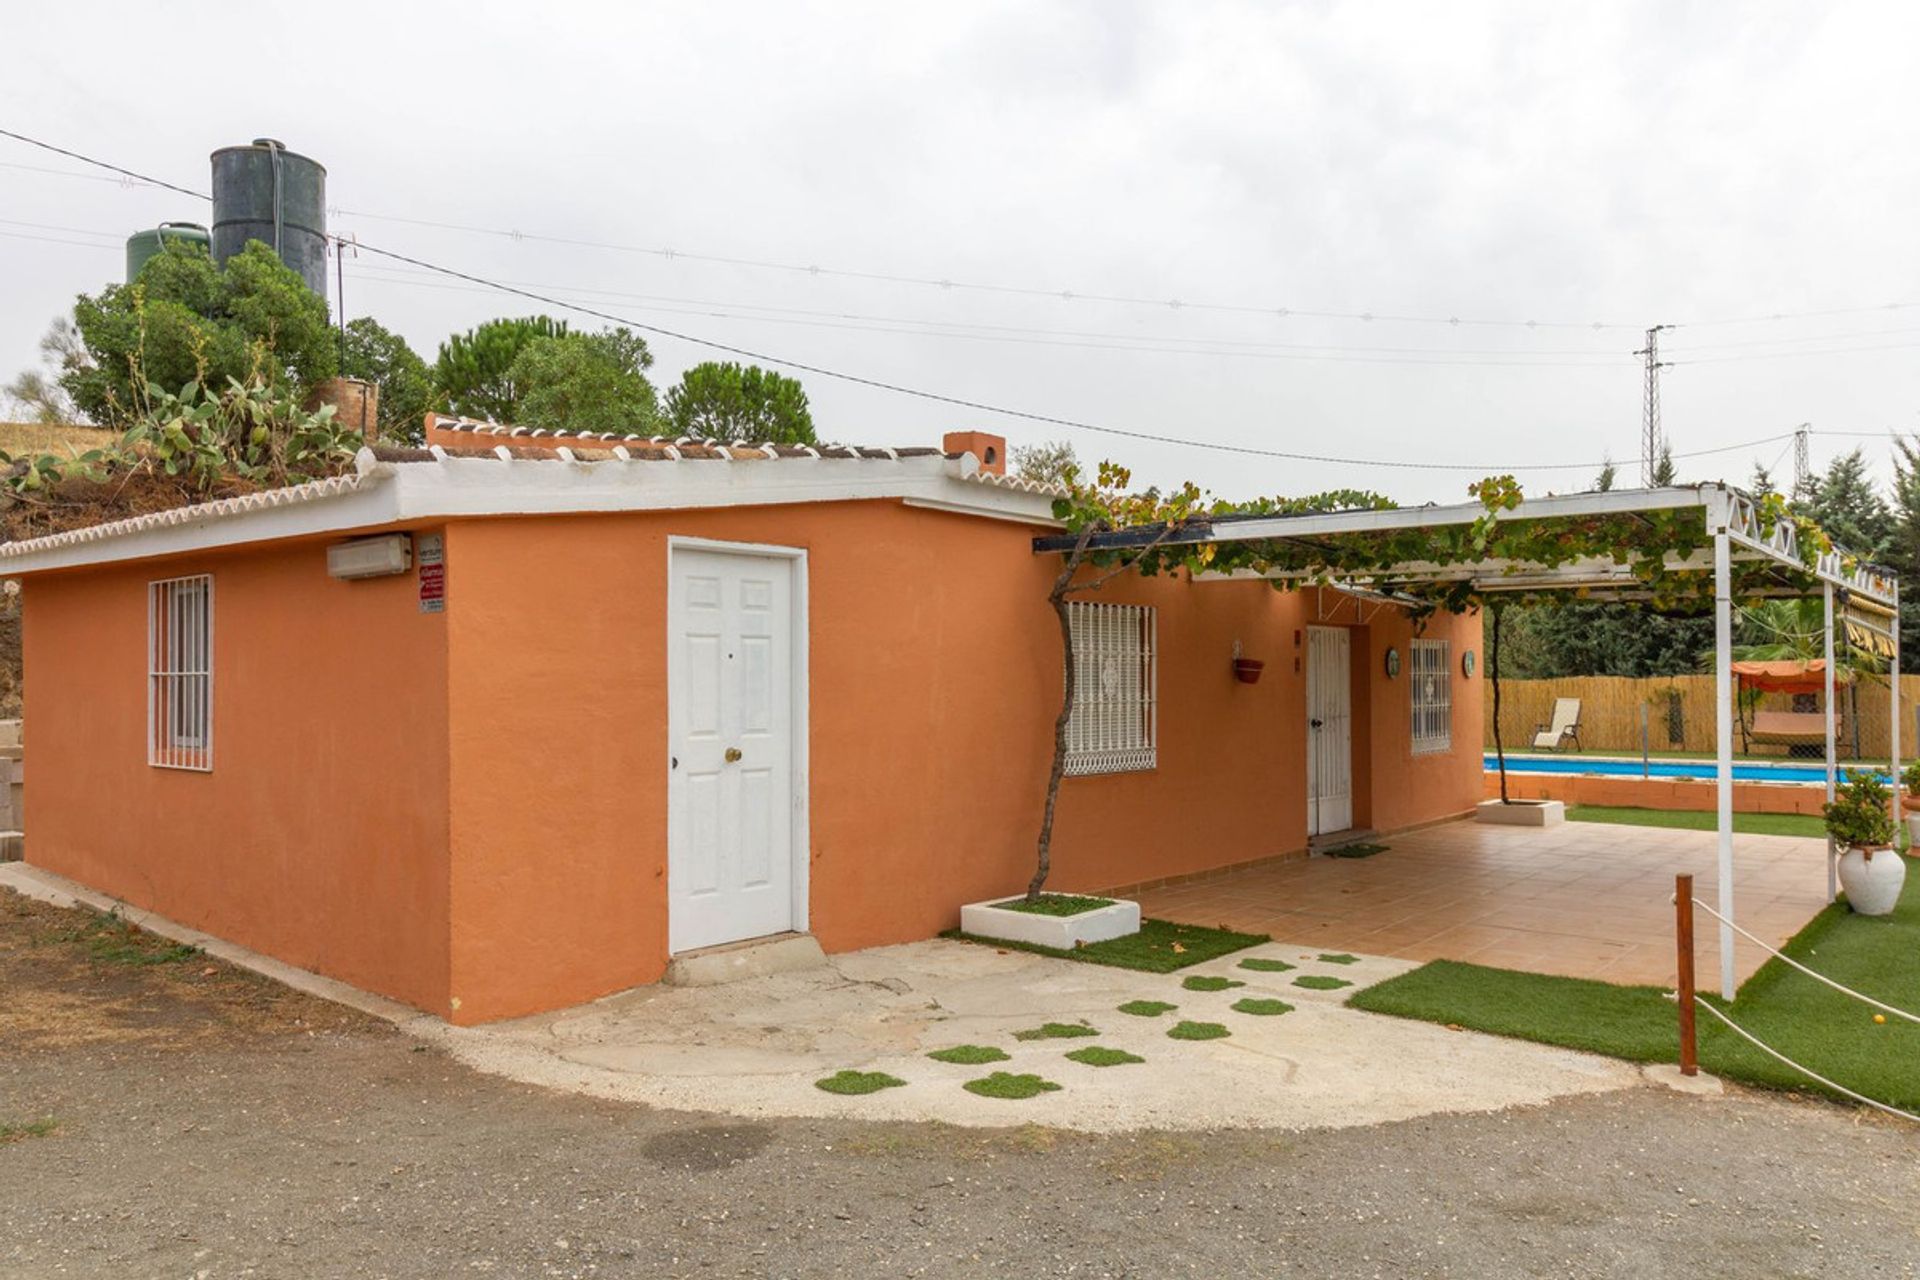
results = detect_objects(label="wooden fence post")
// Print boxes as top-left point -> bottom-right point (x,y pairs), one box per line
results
1675,872 -> 1698,1077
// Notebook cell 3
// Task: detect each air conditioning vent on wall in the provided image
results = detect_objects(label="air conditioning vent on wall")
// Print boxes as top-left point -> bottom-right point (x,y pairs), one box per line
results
327,534 -> 413,580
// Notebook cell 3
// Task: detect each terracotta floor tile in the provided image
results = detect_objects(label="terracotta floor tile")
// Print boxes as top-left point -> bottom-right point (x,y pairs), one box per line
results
1144,819 -> 1827,987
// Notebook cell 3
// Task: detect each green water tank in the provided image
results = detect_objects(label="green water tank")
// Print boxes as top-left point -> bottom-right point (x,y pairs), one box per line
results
125,221 -> 211,282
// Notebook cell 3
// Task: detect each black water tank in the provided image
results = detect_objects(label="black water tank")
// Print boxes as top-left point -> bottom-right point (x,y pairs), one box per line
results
210,138 -> 327,294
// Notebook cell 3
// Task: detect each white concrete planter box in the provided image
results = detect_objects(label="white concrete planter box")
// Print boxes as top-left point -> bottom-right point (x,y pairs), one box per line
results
959,897 -> 1141,949
1476,798 -> 1567,827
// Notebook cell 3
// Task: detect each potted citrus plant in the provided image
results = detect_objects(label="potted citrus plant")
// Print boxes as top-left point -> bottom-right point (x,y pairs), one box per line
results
1823,771 -> 1906,916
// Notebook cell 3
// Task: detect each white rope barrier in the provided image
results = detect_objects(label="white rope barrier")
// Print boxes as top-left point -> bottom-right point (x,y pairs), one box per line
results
1691,998 -> 1920,1124
1686,896 -> 1920,1027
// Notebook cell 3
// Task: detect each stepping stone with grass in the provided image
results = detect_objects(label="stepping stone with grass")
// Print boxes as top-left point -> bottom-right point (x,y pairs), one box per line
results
1317,953 -> 1362,965
1065,1046 -> 1145,1067
1231,997 -> 1294,1017
1166,1020 -> 1231,1041
964,1071 -> 1063,1100
1012,1021 -> 1099,1041
1293,975 -> 1353,991
1180,975 -> 1245,992
1237,957 -> 1296,973
927,1044 -> 1010,1065
814,1070 -> 907,1096
1117,999 -> 1178,1017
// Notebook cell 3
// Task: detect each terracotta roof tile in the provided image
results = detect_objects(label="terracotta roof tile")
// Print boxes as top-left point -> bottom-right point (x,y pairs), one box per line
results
420,415 -> 942,463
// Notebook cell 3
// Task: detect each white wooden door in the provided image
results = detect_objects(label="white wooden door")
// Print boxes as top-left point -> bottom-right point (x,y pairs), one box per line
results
668,547 -> 796,953
1305,626 -> 1353,835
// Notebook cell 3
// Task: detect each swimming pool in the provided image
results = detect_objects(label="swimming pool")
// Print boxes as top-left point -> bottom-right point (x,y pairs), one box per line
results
1481,754 -> 1886,786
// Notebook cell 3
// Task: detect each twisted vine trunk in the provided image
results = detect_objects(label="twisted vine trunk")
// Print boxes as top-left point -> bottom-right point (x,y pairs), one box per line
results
1029,529 -> 1094,901
1491,603 -> 1510,804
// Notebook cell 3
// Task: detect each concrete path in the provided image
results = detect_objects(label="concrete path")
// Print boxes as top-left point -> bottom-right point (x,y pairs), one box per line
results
439,938 -> 1640,1132
3,861 -> 1642,1133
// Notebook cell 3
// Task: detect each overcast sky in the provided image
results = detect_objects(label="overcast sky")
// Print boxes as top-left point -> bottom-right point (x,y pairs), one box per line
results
5,1 -> 1918,503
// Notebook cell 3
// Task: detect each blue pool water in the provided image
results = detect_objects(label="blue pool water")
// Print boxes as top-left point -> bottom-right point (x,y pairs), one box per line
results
1482,754 -> 1885,786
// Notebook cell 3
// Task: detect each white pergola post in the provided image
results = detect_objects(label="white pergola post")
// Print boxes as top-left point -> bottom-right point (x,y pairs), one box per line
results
1714,526 -> 1736,999
1824,582 -> 1838,903
1892,616 -> 1902,840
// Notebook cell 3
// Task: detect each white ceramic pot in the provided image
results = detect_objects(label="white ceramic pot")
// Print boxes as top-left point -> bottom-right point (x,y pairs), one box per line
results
1837,846 -> 1907,917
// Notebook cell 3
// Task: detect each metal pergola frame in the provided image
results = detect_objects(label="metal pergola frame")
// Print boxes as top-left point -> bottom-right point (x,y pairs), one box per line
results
1035,483 -> 1902,999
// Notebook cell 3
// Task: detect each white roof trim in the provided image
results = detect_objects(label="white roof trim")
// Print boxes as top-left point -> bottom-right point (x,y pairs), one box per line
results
0,449 -> 1059,574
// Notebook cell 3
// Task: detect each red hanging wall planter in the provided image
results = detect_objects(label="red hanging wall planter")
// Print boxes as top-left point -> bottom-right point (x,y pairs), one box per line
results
1233,658 -> 1265,684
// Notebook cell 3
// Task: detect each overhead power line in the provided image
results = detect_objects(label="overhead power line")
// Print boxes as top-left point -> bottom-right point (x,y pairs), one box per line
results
6,127 -> 1916,337
341,265 -> 1633,368
0,128 -> 209,201
14,213 -> 1920,366
348,237 -> 1808,473
0,127 -> 1872,476
323,206 -> 1920,336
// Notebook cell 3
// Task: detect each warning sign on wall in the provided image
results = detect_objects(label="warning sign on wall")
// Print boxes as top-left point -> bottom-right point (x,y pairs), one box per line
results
417,533 -> 445,614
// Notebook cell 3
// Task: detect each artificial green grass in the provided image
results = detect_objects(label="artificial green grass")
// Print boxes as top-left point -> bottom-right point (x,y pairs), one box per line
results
964,1072 -> 1062,1100
1117,1000 -> 1178,1017
988,893 -> 1115,917
1166,1020 -> 1231,1041
1237,957 -> 1296,973
1317,953 -> 1361,965
1180,975 -> 1245,992
1012,1021 -> 1099,1041
1292,975 -> 1353,991
814,1070 -> 907,1096
1231,998 -> 1294,1016
1350,856 -> 1920,1111
1567,805 -> 1827,840
1323,842 -> 1388,859
1065,1046 -> 1145,1067
1350,963 -> 1677,1058
942,918 -> 1267,973
927,1045 -> 1010,1065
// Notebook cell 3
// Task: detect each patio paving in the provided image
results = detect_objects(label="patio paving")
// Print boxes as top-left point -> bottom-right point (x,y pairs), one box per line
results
2,861 -> 1640,1133
433,937 -> 1642,1132
1133,818 -> 1831,991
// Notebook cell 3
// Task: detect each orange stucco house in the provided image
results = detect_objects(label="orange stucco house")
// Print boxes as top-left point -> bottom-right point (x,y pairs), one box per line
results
4,417 -> 1483,1024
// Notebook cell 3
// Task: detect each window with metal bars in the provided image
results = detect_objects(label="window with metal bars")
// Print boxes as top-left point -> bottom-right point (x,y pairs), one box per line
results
148,575 -> 213,770
1064,601 -> 1157,775
1410,638 -> 1451,755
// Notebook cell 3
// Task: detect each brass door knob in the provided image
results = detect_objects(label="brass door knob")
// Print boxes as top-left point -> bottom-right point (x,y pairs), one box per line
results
724,747 -> 743,763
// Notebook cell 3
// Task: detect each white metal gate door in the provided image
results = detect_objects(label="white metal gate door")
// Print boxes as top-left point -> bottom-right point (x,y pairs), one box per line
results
1305,626 -> 1353,835
668,547 -> 797,953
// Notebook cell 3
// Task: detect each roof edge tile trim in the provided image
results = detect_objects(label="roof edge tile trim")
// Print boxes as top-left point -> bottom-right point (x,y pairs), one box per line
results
0,471 -> 375,560
424,414 -> 944,462
961,470 -> 1068,498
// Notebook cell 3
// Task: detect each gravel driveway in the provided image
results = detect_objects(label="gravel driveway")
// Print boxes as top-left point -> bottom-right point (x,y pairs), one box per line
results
3,890 -> 1918,1278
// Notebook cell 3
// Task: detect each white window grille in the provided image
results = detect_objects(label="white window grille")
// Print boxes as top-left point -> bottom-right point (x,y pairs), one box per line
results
1410,638 -> 1451,755
148,575 -> 213,770
1064,601 -> 1157,776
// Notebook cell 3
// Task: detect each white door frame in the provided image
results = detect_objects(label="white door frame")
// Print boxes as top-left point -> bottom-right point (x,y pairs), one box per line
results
1305,625 -> 1354,837
665,536 -> 810,950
